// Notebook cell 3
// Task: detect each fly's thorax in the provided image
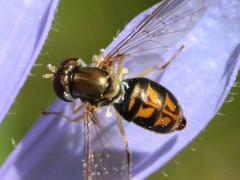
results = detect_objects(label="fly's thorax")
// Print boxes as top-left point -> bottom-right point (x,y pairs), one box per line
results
71,67 -> 121,106
53,58 -> 121,105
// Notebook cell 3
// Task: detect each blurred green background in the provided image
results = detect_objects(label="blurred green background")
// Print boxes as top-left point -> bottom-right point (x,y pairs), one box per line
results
0,0 -> 239,179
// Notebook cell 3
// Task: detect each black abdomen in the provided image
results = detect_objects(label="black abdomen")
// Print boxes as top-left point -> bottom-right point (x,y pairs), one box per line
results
114,78 -> 186,134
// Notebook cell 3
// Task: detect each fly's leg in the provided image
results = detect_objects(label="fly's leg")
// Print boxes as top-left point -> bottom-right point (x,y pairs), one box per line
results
92,49 -> 105,67
42,111 -> 73,121
72,101 -> 86,114
113,57 -> 129,84
116,112 -> 131,180
69,102 -> 92,122
42,111 -> 85,123
42,102 -> 86,123
136,45 -> 185,78
71,114 -> 84,122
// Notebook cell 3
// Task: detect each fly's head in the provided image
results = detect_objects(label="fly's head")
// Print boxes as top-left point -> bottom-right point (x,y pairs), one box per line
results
43,58 -> 86,102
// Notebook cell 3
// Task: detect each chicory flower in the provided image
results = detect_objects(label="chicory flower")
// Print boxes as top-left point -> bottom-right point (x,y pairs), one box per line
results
0,0 -> 59,123
0,0 -> 240,180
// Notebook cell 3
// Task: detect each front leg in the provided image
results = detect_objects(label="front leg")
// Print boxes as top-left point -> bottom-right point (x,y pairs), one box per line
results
42,101 -> 86,123
72,101 -> 86,114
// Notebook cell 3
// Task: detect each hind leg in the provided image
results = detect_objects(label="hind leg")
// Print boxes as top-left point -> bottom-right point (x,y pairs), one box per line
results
136,45 -> 185,78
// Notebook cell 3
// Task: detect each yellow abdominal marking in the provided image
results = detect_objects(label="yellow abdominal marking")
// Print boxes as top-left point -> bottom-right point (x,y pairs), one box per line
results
128,97 -> 136,111
165,94 -> 176,112
144,84 -> 162,109
135,105 -> 155,119
154,113 -> 172,126
162,109 -> 178,120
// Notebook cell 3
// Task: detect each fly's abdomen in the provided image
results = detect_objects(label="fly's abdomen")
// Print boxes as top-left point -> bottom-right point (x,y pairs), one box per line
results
114,78 -> 186,134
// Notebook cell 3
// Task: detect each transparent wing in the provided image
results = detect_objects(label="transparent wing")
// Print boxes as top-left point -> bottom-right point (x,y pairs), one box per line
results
83,108 -> 130,180
104,0 -> 206,63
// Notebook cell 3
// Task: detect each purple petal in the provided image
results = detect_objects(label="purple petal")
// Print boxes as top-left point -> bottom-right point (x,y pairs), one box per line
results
0,0 -> 59,123
1,0 -> 240,179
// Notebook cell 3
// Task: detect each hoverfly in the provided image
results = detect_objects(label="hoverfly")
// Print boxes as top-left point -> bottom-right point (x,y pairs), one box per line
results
43,0 -> 206,179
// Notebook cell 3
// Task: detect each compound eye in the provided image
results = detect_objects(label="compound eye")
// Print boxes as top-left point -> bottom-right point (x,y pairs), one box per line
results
58,58 -> 79,69
53,73 -> 72,102
53,58 -> 80,102
59,58 -> 86,70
